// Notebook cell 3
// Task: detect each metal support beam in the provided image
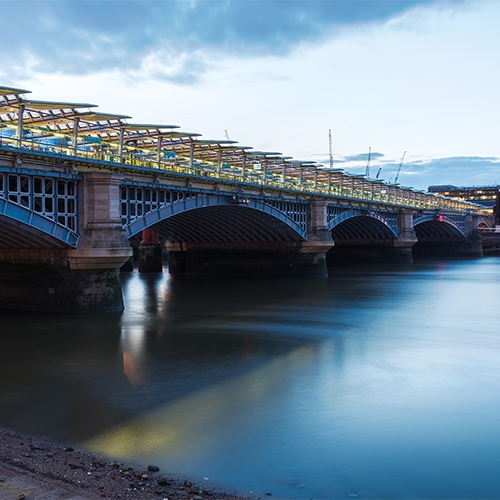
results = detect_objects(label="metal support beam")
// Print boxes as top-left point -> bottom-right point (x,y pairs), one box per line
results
189,142 -> 195,171
118,126 -> 124,162
73,117 -> 80,156
216,149 -> 222,175
157,138 -> 162,169
17,104 -> 24,147
242,155 -> 247,181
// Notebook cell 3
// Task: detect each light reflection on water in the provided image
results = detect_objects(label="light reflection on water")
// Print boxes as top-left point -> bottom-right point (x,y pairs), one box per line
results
1,259 -> 500,498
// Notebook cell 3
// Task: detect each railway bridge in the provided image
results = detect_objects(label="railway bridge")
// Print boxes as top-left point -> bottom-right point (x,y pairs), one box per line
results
0,85 -> 492,312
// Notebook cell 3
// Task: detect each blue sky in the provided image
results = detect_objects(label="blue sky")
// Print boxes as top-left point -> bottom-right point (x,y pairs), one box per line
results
1,0 -> 499,190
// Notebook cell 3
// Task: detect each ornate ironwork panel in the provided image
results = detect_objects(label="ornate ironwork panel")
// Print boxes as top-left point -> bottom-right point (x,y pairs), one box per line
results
264,200 -> 308,233
120,183 -> 197,226
0,171 -> 78,231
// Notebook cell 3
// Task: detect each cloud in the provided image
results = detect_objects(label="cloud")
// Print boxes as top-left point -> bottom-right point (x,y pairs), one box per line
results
0,0 -> 464,82
342,151 -> 385,163
311,154 -> 500,190
394,156 -> 500,189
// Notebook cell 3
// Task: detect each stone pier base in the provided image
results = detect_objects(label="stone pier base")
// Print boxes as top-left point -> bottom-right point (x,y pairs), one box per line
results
0,261 -> 124,313
412,236 -> 483,259
138,229 -> 163,273
167,243 -> 329,277
138,244 -> 163,273
326,240 -> 414,267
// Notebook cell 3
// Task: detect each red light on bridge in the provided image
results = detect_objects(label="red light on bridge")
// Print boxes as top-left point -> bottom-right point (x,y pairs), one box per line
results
437,215 -> 444,222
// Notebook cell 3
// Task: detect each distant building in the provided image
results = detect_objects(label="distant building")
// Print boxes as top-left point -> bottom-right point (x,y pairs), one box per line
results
428,185 -> 500,225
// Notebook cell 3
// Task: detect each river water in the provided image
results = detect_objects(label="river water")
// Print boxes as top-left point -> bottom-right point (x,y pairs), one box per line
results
1,258 -> 500,499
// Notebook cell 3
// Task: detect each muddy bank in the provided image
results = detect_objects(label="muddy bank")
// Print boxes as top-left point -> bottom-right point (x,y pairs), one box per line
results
0,426 -> 258,500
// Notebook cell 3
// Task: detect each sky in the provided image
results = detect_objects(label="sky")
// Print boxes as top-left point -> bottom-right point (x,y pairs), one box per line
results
1,0 -> 499,191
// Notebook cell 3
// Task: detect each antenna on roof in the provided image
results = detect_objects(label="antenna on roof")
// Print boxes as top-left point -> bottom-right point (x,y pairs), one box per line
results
393,151 -> 406,184
225,129 -> 230,141
365,146 -> 371,178
329,129 -> 333,169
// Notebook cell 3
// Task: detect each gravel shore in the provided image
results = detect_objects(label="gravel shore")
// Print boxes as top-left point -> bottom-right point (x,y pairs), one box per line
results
0,426 -> 257,500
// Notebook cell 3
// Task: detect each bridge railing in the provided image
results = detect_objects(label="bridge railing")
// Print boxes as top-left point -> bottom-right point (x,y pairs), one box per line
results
0,134 -> 489,215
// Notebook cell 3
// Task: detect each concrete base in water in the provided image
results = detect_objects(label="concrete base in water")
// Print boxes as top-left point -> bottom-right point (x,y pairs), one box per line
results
168,249 -> 328,277
0,262 -> 124,313
326,241 -> 414,267
412,236 -> 483,259
138,243 -> 163,273
480,232 -> 500,255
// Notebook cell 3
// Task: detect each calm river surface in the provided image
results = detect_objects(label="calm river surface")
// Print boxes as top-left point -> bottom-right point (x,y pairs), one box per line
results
1,258 -> 500,499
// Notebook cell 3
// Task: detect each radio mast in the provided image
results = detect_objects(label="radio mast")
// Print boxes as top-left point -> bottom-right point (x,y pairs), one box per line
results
394,151 -> 406,184
365,146 -> 371,178
329,129 -> 333,169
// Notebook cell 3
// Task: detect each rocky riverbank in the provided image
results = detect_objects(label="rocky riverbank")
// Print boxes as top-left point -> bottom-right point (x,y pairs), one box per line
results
0,426 -> 257,500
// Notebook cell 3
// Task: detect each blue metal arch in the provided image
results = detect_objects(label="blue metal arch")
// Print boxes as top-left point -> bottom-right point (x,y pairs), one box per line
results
328,209 -> 398,237
0,198 -> 79,247
413,214 -> 465,236
124,194 -> 308,240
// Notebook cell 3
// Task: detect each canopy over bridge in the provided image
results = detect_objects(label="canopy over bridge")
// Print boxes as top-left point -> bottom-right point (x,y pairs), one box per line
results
0,85 -> 487,215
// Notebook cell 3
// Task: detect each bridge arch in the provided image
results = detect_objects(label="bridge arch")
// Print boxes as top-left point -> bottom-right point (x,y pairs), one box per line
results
413,214 -> 465,238
0,198 -> 79,248
124,194 -> 307,242
328,210 -> 398,239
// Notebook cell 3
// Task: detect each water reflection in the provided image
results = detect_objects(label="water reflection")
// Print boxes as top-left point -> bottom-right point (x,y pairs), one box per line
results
1,260 -> 500,498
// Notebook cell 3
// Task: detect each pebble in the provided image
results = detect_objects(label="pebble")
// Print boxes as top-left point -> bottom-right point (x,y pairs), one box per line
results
148,464 -> 160,472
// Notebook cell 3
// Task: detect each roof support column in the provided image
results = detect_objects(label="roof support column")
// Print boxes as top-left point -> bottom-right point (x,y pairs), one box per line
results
262,160 -> 267,185
17,104 -> 25,147
157,138 -> 162,169
281,165 -> 286,186
216,149 -> 222,175
72,117 -> 80,156
327,172 -> 331,194
189,142 -> 194,171
313,168 -> 317,191
241,155 -> 247,181
118,127 -> 124,162
298,167 -> 303,189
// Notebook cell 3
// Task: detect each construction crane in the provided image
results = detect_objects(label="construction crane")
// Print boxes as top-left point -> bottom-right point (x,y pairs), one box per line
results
365,146 -> 371,177
393,151 -> 406,184
375,165 -> 383,179
328,129 -> 333,168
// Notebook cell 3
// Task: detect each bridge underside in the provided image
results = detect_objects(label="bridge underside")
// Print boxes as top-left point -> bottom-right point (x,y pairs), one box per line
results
148,205 -> 305,243
0,217 -> 71,249
134,205 -> 330,277
326,216 -> 413,266
324,216 -> 483,266
412,220 -> 482,259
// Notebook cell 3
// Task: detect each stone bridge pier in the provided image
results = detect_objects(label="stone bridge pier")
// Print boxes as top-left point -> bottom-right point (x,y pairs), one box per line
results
0,173 -> 132,313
